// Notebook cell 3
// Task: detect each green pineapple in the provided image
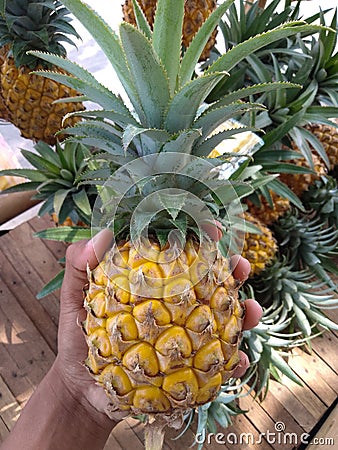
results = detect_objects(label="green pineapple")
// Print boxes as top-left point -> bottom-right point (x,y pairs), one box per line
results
0,140 -> 97,226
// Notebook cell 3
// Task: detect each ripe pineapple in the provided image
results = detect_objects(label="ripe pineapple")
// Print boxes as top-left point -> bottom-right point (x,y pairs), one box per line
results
122,0 -> 217,61
241,213 -> 277,277
36,0 -> 322,445
279,150 -> 326,197
0,0 -> 84,144
305,123 -> 338,171
245,190 -> 290,226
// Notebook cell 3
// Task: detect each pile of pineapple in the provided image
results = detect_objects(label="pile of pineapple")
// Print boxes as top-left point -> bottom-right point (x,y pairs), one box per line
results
1,0 -> 337,447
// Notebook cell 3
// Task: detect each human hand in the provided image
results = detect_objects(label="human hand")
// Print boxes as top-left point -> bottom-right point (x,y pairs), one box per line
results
55,227 -> 261,422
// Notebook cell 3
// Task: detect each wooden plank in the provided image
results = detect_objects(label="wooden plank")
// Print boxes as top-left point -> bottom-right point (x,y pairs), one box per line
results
28,215 -> 67,262
287,348 -> 338,406
306,403 -> 338,450
241,391 -> 304,450
0,233 -> 59,325
8,222 -> 64,286
0,375 -> 21,431
104,430 -> 123,450
280,372 -> 327,422
0,417 -> 10,444
111,418 -> 145,450
0,278 -> 55,388
223,413 -> 273,450
0,337 -> 34,406
310,332 -> 338,375
268,380 -> 319,432
0,247 -> 57,353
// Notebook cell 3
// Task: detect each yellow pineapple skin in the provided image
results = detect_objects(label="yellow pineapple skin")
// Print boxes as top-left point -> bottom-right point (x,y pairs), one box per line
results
0,47 -> 84,145
83,237 -> 244,414
242,213 -> 277,277
122,0 -> 217,61
245,190 -> 290,226
305,123 -> 338,171
279,150 -> 326,197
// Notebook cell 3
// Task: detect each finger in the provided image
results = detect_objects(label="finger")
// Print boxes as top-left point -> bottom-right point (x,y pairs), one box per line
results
242,299 -> 262,330
230,255 -> 251,282
201,220 -> 223,241
232,351 -> 250,378
61,229 -> 113,309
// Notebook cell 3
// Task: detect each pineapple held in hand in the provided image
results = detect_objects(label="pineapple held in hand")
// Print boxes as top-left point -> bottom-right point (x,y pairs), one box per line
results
35,0 -> 319,446
0,0 -> 84,144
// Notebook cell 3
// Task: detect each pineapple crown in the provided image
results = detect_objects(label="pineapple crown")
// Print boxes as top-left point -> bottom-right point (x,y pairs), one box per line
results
0,0 -> 80,68
251,257 -> 338,337
0,140 -> 97,225
26,0 -> 327,244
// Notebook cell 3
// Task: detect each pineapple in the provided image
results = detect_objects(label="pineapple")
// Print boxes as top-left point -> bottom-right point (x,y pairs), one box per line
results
305,123 -> 338,171
245,190 -> 290,225
241,212 -> 277,277
0,140 -> 97,226
279,150 -> 326,197
33,0 -> 324,445
0,0 -> 84,144
122,0 -> 217,61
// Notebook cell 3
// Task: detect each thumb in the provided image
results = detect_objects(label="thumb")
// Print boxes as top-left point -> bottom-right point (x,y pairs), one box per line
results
61,229 -> 113,309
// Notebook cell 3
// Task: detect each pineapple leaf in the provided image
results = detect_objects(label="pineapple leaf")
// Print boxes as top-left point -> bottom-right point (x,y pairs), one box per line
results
36,269 -> 65,300
21,149 -> 60,175
0,181 -> 40,194
207,22 -> 328,74
72,190 -> 92,217
59,0 -> 136,105
33,140 -> 61,166
194,102 -> 264,145
165,72 -> 227,133
152,0 -> 184,95
123,125 -> 170,156
262,110 -> 305,148
269,349 -> 303,386
194,126 -> 258,157
161,129 -> 202,154
214,82 -> 301,107
34,227 -> 92,242
131,0 -> 152,39
54,189 -> 72,219
120,22 -> 170,128
32,69 -> 128,112
157,191 -> 188,220
0,168 -> 48,182
267,178 -> 305,211
305,309 -> 338,331
66,109 -> 140,128
179,0 -> 235,87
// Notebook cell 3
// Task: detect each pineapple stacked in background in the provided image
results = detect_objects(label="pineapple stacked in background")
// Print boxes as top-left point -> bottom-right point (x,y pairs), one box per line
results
207,0 -> 338,395
0,0 -> 338,446
0,0 -> 84,144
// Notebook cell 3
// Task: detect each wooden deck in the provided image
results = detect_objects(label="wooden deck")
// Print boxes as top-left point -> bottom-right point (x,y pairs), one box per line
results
0,215 -> 337,449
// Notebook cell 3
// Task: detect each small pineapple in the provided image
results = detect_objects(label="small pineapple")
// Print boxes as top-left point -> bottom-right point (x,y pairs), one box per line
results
122,0 -> 217,61
0,140 -> 96,226
0,0 -> 84,144
241,213 -> 277,277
